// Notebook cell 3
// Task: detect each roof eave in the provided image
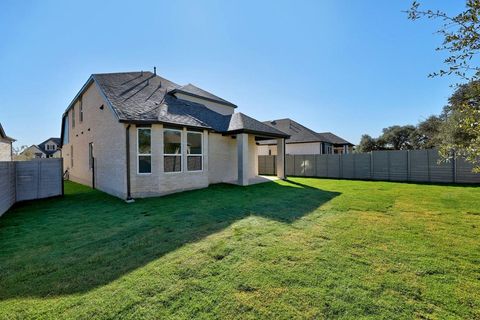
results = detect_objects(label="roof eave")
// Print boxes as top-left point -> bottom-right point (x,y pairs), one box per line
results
223,129 -> 290,139
118,119 -> 214,131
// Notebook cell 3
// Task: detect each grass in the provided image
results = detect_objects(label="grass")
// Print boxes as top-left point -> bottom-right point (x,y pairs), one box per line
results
0,178 -> 479,319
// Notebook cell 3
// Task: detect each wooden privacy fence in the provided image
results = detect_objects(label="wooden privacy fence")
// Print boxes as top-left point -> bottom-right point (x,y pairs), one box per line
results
258,149 -> 480,184
0,158 -> 63,216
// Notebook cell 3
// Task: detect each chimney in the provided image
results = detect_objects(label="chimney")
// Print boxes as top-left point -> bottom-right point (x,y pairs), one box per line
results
153,66 -> 156,75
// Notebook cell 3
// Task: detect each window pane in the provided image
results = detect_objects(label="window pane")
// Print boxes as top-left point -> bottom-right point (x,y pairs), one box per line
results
164,156 -> 181,172
187,132 -> 202,155
139,156 -> 151,173
138,129 -> 151,154
187,156 -> 202,171
164,130 -> 181,154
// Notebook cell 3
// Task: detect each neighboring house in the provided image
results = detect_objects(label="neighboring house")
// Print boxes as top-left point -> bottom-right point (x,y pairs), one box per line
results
21,138 -> 62,159
0,123 -> 15,161
258,118 -> 354,155
60,71 -> 289,200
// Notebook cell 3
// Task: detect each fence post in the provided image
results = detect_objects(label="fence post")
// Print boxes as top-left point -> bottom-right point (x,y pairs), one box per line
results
339,154 -> 343,179
387,151 -> 391,181
37,160 -> 41,199
370,151 -> 374,180
426,150 -> 431,182
407,150 -> 410,181
353,154 -> 356,179
452,150 -> 457,183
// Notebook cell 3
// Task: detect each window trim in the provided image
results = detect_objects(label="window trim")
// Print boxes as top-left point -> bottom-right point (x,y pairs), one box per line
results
137,127 -> 152,175
163,128 -> 183,174
186,131 -> 203,172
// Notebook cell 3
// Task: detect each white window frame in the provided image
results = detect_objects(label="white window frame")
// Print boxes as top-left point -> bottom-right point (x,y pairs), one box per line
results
186,131 -> 203,172
163,128 -> 183,174
137,128 -> 152,175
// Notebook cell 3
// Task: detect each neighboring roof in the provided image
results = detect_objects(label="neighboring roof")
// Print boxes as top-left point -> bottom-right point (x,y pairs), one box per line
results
258,118 -> 353,145
0,123 -> 15,142
21,145 -> 45,155
317,132 -> 353,146
169,83 -> 237,108
66,72 -> 287,138
38,137 -> 61,155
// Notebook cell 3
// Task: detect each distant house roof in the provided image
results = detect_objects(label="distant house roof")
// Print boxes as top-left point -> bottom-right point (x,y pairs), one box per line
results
38,137 -> 61,155
64,72 -> 287,139
0,123 -> 15,142
317,132 -> 353,145
258,118 -> 353,145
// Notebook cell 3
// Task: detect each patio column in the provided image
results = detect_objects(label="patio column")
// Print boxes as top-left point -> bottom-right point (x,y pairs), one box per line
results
276,138 -> 285,180
237,133 -> 249,186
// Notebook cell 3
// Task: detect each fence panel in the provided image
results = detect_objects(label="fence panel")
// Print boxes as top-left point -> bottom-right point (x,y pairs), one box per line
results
257,149 -> 479,184
304,155 -> 316,177
409,150 -> 429,182
326,154 -> 341,178
428,150 -> 454,183
0,162 -> 16,216
315,155 -> 328,177
456,157 -> 480,183
1,159 -> 63,216
372,151 -> 389,180
342,154 -> 355,179
389,150 -> 408,181
354,153 -> 371,179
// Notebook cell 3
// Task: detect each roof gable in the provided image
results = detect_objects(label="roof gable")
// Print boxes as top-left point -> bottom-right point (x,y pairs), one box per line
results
170,84 -> 237,108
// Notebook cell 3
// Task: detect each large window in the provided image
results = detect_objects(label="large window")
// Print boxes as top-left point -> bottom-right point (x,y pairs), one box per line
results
187,132 -> 202,171
164,129 -> 182,172
137,128 -> 151,174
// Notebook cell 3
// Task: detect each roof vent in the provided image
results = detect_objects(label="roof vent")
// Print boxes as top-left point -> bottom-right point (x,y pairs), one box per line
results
153,66 -> 156,75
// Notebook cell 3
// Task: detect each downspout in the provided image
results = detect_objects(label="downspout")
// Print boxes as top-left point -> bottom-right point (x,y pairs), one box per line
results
125,124 -> 133,202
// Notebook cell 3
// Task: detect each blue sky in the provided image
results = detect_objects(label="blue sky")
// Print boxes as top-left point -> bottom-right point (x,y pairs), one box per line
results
0,0 -> 464,147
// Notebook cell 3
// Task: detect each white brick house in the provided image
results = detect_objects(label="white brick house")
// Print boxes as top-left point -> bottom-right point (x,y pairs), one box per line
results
61,71 -> 288,200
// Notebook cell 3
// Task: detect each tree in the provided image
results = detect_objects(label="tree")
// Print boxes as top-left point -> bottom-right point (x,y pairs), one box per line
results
407,1 -> 480,81
438,81 -> 480,170
12,145 -> 34,161
410,115 -> 444,149
356,134 -> 380,152
379,125 -> 416,150
406,1 -> 480,171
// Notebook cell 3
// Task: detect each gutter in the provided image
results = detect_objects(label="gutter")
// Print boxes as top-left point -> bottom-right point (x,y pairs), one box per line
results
125,124 -> 134,202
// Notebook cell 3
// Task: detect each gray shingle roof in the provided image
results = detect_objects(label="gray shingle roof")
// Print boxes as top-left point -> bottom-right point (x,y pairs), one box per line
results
73,72 -> 287,138
170,83 -> 237,108
317,132 -> 353,145
258,118 -> 352,145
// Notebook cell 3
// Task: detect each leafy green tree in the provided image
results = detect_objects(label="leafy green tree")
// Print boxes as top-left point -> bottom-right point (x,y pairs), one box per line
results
356,134 -> 380,152
379,125 -> 416,150
407,1 -> 480,170
410,115 -> 444,149
438,81 -> 480,170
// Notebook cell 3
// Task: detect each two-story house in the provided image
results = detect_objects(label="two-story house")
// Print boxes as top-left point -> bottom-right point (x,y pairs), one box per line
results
60,71 -> 288,200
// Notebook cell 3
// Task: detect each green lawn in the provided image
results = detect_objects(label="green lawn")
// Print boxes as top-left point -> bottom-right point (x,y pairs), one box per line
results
0,179 -> 479,319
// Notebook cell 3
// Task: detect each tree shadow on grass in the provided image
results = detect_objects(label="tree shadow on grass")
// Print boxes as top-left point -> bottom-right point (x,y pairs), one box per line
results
0,179 -> 340,300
